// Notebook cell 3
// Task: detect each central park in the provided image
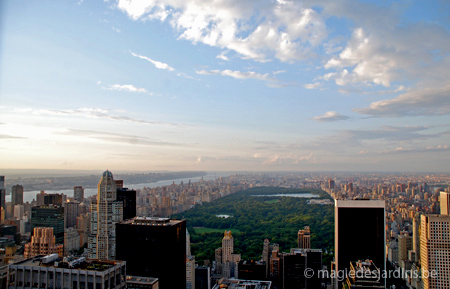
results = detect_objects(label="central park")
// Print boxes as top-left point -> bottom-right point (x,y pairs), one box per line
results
173,187 -> 335,265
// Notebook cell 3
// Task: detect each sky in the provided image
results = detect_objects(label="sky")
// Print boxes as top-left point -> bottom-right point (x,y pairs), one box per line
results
0,0 -> 449,172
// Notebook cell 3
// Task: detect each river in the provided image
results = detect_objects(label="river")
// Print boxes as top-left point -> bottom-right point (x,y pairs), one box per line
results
7,172 -> 229,203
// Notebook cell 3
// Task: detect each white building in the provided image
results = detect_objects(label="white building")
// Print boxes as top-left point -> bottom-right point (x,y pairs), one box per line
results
88,171 -> 123,260
7,255 -> 127,289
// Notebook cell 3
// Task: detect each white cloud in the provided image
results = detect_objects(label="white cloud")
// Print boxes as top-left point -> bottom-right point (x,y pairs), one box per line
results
196,69 -> 276,82
117,0 -> 327,62
262,153 -> 315,165
313,111 -> 350,122
103,84 -> 149,93
354,85 -> 450,117
216,51 -> 229,61
131,51 -> 175,71
303,82 -> 321,89
12,107 -> 185,127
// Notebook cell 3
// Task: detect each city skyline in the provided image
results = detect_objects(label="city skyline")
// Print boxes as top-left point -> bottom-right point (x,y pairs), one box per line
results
1,0 -> 449,172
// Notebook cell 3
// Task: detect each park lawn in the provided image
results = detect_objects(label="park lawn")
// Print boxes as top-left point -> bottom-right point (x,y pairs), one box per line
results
264,199 -> 280,204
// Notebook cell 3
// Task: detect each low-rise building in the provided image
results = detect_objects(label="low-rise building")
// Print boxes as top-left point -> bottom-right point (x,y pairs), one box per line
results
7,255 -> 126,289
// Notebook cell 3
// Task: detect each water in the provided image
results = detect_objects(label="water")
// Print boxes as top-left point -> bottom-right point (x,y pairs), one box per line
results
8,172 -> 227,203
216,214 -> 232,218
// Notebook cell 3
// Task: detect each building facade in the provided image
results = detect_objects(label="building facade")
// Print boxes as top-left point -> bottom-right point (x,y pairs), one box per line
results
420,214 -> 450,289
74,186 -> 84,202
7,255 -> 127,289
31,205 -> 65,245
297,226 -> 311,249
116,217 -> 186,289
335,199 -> 386,289
88,171 -> 123,260
23,227 -> 63,258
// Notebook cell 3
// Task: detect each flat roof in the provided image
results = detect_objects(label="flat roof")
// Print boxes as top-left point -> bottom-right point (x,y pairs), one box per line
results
126,276 -> 158,284
335,199 -> 385,208
11,256 -> 124,271
120,216 -> 184,226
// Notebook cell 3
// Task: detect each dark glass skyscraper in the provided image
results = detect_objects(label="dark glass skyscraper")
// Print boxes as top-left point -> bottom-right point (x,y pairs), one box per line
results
116,188 -> 136,221
31,205 -> 65,244
11,184 -> 24,206
116,217 -> 186,289
334,200 -> 385,289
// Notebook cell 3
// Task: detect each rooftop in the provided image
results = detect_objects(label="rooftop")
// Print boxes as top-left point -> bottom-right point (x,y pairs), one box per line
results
213,279 -> 272,289
120,216 -> 184,226
11,255 -> 124,272
126,276 -> 158,285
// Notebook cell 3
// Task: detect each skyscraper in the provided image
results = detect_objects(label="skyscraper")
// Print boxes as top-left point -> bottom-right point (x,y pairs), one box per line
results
88,170 -> 123,260
74,186 -> 84,202
65,200 -> 80,228
116,188 -> 136,221
24,227 -> 63,258
0,176 -> 5,221
116,217 -> 186,289
420,214 -> 450,289
335,199 -> 385,289
44,193 -> 64,206
11,184 -> 24,206
221,231 -> 241,278
31,205 -> 65,244
441,191 -> 450,215
298,226 -> 311,249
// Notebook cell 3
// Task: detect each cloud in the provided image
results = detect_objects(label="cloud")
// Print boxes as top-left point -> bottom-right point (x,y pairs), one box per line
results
216,51 -> 229,61
103,84 -> 149,93
354,85 -> 450,117
262,153 -> 316,165
117,0 -> 327,62
303,82 -> 322,90
12,107 -> 186,127
0,134 -> 26,139
313,111 -> 350,122
379,145 -> 450,154
196,69 -> 276,82
60,129 -> 183,146
131,51 -> 175,71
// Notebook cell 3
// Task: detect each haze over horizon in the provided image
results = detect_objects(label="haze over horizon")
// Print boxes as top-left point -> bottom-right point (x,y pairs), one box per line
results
1,0 -> 449,172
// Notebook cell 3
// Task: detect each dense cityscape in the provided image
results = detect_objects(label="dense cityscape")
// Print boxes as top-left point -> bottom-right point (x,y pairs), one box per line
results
2,0 -> 449,288
0,171 -> 449,288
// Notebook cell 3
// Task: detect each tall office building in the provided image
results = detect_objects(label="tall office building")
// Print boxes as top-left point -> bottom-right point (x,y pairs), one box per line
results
77,212 -> 91,246
116,188 -> 136,221
24,227 -> 64,258
0,176 -> 6,221
74,186 -> 85,202
298,226 -> 311,249
186,256 -> 196,289
441,191 -> 450,215
116,217 -> 186,289
195,266 -> 211,289
44,193 -> 64,206
88,170 -> 123,260
65,200 -> 80,228
262,239 -> 279,279
221,231 -> 241,278
413,213 -> 420,262
36,190 -> 46,206
398,232 -> 413,262
335,199 -> 385,289
283,248 -> 322,289
420,214 -> 450,289
31,205 -> 65,244
11,184 -> 24,206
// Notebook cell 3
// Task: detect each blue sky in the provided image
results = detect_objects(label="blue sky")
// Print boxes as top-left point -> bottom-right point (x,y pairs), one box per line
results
0,0 -> 449,172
